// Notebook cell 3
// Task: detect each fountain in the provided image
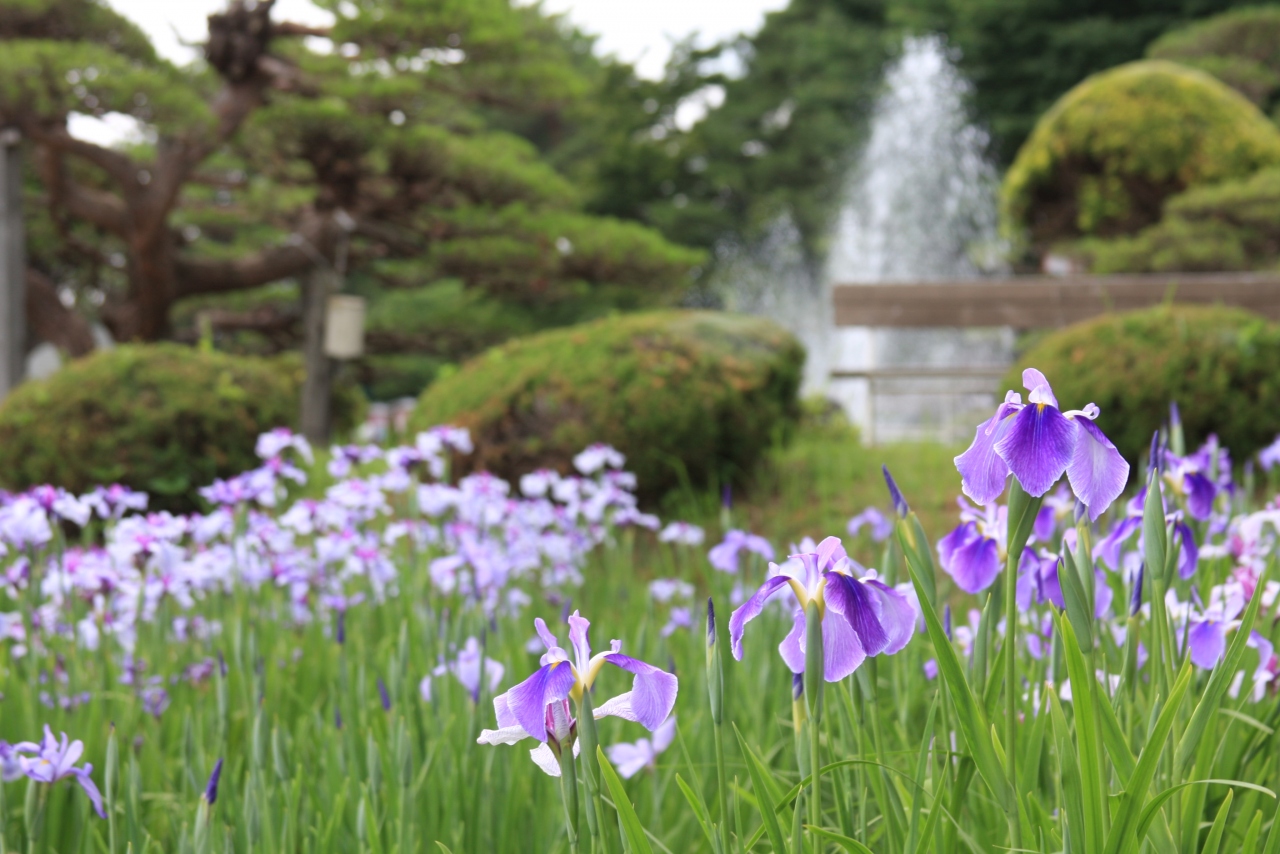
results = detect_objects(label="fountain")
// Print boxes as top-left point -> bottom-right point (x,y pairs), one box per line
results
718,34 -> 1012,444
825,34 -> 1010,444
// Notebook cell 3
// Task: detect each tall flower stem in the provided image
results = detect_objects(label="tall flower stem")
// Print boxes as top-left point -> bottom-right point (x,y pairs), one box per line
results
1003,480 -> 1041,849
556,745 -> 581,854
707,599 -> 731,854
574,690 -> 607,854
803,600 -> 824,841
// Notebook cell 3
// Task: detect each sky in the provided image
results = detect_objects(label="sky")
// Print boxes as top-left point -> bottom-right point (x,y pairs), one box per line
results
104,0 -> 789,79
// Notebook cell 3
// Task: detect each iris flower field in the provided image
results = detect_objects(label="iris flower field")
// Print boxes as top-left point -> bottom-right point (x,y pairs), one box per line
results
2,368 -> 1280,854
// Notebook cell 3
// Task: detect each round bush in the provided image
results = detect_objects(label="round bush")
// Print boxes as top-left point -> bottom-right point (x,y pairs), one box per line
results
0,344 -> 361,508
410,310 -> 805,496
1001,60 -> 1280,252
1004,305 -> 1280,465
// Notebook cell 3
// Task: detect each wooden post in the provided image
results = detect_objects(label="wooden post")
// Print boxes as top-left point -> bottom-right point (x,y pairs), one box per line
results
0,128 -> 25,399
300,266 -> 336,443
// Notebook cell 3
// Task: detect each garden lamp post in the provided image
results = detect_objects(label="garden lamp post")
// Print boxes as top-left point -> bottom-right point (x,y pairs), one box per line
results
299,211 -> 364,444
0,127 -> 25,400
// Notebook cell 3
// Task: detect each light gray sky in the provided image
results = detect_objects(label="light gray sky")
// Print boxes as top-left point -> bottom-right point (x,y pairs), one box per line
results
106,0 -> 788,79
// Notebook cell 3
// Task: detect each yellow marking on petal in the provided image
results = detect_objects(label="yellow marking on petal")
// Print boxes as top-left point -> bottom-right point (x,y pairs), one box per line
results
584,652 -> 611,690
567,663 -> 584,702
787,578 -> 809,609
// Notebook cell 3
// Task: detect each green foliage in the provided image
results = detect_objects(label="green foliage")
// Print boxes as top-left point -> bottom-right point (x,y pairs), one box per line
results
1001,60 -> 1280,253
624,0 -> 895,257
1003,304 -> 1280,464
928,0 -> 1262,162
0,344 -> 361,507
410,310 -> 804,496
1076,166 -> 1280,273
1148,6 -> 1280,111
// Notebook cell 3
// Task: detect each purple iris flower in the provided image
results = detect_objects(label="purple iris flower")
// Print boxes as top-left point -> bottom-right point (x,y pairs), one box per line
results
846,507 -> 893,542
708,530 -> 775,574
422,636 -> 505,704
728,536 -> 915,682
938,502 -> 1006,594
1163,450 -> 1218,521
1259,435 -> 1280,472
477,612 -> 678,776
1184,584 -> 1245,669
11,727 -> 105,818
0,741 -> 21,782
605,715 -> 676,779
955,369 -> 1129,520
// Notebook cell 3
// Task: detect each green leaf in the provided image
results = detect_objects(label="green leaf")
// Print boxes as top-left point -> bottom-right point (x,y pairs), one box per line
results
1047,689 -> 1086,854
1093,684 -> 1136,786
1103,659 -> 1194,854
597,746 -> 654,854
1058,549 -> 1094,653
675,774 -> 721,854
1055,613 -> 1106,854
1176,564 -> 1268,772
803,826 -> 875,854
1135,780 -> 1275,844
900,544 -> 1010,806
1200,789 -> 1233,854
734,726 -> 788,854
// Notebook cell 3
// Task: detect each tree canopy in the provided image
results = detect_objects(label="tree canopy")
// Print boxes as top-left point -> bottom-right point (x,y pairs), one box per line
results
1,0 -> 701,397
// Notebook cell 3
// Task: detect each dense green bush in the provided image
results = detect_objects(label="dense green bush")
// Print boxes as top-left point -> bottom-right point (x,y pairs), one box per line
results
410,310 -> 804,497
1076,166 -> 1280,272
1005,305 -> 1280,465
1001,60 -> 1280,252
1148,6 -> 1280,110
0,344 -> 361,508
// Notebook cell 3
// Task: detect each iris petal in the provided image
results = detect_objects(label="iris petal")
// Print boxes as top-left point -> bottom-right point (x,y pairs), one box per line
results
603,654 -> 678,731
778,611 -> 805,673
1188,620 -> 1227,669
861,579 -> 917,655
995,404 -> 1076,497
506,662 -> 576,742
1184,472 -> 1217,521
820,606 -> 868,681
955,415 -> 1014,505
824,573 -> 890,657
728,575 -> 791,660
1066,418 -> 1129,520
944,534 -> 1001,594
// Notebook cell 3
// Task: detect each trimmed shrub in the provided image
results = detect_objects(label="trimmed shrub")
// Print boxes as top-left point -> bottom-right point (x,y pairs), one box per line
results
0,344 -> 362,508
410,310 -> 805,496
1004,305 -> 1280,465
1075,166 -> 1280,272
1148,7 -> 1280,110
1001,60 -> 1280,252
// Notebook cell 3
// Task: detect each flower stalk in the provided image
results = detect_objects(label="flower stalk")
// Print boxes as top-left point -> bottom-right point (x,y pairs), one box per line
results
707,599 -> 731,854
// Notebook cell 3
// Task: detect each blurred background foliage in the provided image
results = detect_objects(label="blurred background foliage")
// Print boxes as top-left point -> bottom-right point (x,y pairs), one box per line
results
8,0 -> 1280,408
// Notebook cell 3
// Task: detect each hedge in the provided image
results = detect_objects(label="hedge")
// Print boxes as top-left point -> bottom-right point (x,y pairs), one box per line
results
0,344 -> 362,508
1005,305 -> 1280,465
1001,60 -> 1280,252
410,310 -> 804,497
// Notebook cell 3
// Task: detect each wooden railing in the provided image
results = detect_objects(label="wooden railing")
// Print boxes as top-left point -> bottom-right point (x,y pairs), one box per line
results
831,272 -> 1280,329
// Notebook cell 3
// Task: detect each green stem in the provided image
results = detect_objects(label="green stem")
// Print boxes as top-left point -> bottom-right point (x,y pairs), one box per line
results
713,722 -> 731,854
574,692 -> 607,854
557,745 -> 581,854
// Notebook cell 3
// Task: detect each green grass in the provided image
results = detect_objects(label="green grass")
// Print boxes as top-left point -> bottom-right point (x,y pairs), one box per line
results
1,425 -> 1278,854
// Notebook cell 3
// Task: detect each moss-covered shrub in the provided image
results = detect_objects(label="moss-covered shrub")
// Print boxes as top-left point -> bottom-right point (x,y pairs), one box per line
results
1004,305 -> 1280,465
0,345 -> 361,508
410,311 -> 805,496
1001,61 -> 1280,252
1148,7 -> 1280,111
1075,166 -> 1280,272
